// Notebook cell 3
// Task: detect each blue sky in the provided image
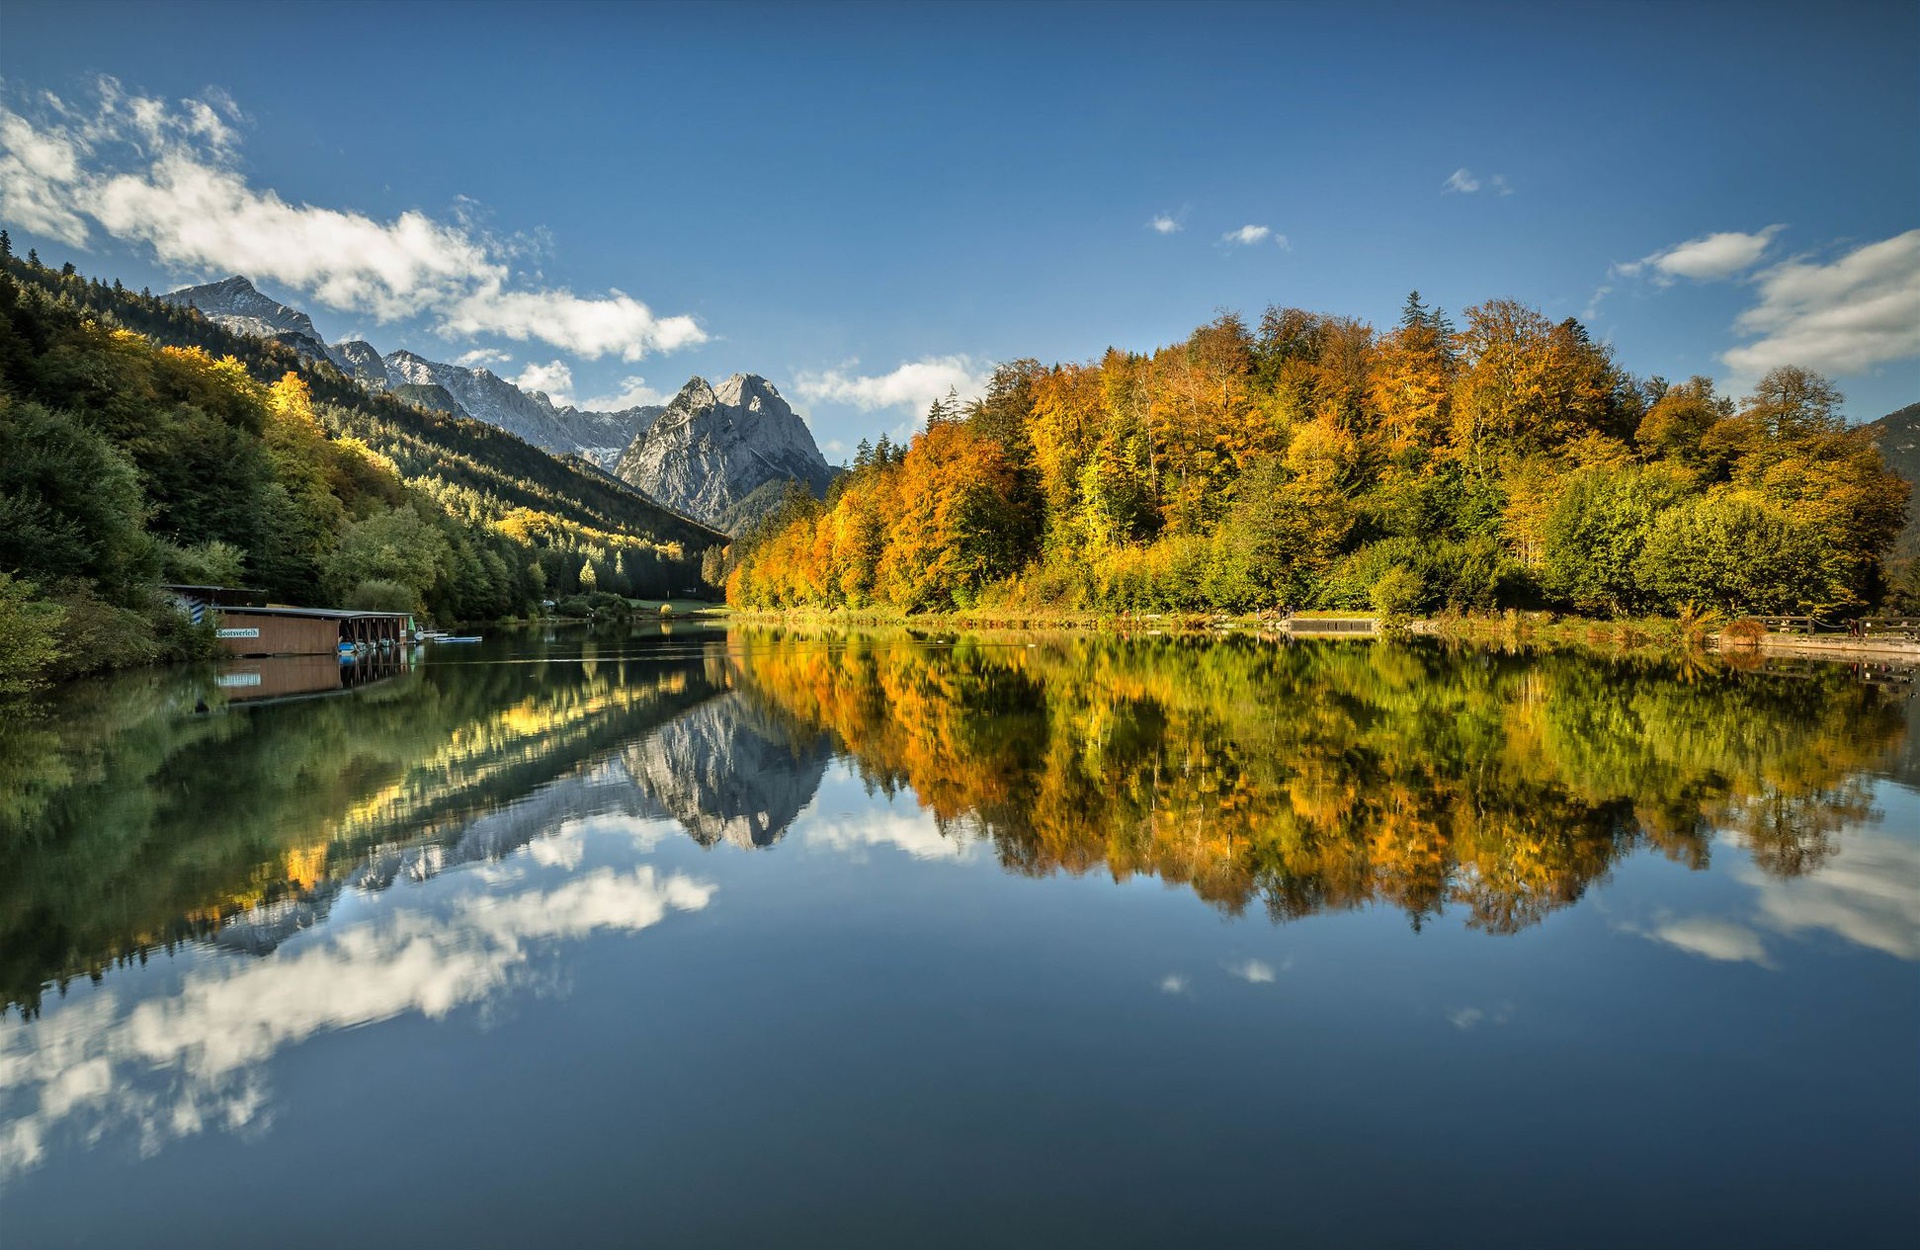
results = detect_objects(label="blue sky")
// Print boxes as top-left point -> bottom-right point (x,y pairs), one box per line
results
2,0 -> 1915,457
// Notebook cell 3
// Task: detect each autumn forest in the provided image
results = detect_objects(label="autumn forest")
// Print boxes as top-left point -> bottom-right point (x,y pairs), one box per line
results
725,296 -> 1911,620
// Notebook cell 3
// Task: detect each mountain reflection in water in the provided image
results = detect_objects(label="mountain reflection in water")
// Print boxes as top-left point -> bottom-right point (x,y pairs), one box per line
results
1,627 -> 1910,1016
0,625 -> 1916,1247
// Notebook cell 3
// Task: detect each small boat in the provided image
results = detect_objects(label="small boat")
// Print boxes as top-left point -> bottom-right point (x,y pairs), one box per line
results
431,635 -> 483,644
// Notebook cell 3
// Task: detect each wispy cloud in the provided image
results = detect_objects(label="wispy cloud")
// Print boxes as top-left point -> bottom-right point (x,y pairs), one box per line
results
0,77 -> 707,361
1158,973 -> 1190,995
454,347 -> 512,368
1149,213 -> 1182,235
1613,225 -> 1786,285
1446,1003 -> 1514,1031
793,355 -> 989,417
1442,168 -> 1513,196
1222,224 -> 1289,250
1721,229 -> 1920,380
1226,958 -> 1277,984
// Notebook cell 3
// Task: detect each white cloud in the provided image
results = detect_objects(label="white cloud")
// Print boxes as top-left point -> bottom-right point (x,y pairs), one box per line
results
805,809 -> 973,861
1644,915 -> 1773,966
0,863 -> 711,1179
579,376 -> 670,412
1149,214 -> 1182,235
514,359 -> 574,401
793,355 -> 989,417
1491,174 -> 1512,196
1720,230 -> 1920,380
454,347 -> 512,367
1226,958 -> 1276,984
1158,974 -> 1189,995
1614,225 -> 1785,284
0,78 -> 706,361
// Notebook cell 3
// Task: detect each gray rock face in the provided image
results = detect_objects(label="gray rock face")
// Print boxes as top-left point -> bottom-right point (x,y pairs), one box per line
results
550,403 -> 666,470
383,349 -> 582,451
615,374 -> 834,523
378,351 -> 658,469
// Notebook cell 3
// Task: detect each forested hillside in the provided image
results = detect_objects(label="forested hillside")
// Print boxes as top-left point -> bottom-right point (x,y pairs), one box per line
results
727,296 -> 1911,618
0,240 -> 722,691
1869,402 -> 1920,568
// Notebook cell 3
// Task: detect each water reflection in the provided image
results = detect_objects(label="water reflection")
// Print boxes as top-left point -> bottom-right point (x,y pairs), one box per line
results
725,631 -> 1909,935
1,626 -> 1915,1200
3,630 -> 1914,1019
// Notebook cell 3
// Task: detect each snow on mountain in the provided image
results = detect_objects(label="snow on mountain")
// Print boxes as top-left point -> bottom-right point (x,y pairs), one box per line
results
614,374 -> 834,524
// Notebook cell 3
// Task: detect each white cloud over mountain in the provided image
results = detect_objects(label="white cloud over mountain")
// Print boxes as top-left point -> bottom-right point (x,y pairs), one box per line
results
794,356 -> 989,417
581,376 -> 672,412
0,78 -> 705,361
514,359 -> 575,399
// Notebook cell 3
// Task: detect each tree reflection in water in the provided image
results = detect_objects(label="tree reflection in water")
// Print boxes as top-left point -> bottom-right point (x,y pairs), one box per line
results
726,631 -> 1906,934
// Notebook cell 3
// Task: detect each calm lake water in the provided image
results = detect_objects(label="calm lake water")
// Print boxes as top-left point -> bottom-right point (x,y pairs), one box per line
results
2,626 -> 1916,1249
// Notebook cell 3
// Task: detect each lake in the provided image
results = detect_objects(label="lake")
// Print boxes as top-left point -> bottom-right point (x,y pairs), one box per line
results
2,625 -> 1916,1249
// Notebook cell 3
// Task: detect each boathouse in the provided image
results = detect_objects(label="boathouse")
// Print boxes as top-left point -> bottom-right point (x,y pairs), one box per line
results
211,605 -> 414,657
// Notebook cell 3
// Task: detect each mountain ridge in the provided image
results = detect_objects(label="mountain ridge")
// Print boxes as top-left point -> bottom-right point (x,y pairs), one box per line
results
161,275 -> 833,514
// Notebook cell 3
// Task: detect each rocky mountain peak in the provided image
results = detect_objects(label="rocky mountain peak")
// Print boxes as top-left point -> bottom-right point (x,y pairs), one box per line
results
615,371 -> 833,525
162,274 -> 327,353
713,372 -> 783,410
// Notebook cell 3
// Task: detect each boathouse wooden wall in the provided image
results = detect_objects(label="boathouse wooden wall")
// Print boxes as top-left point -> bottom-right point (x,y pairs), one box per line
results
213,611 -> 341,657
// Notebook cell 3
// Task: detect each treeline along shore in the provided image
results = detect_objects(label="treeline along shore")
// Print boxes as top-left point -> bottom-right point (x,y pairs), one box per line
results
0,240 -> 722,693
721,295 -> 1912,623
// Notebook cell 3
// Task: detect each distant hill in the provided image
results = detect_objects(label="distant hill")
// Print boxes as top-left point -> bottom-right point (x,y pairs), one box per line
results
714,477 -> 818,537
1868,401 -> 1920,562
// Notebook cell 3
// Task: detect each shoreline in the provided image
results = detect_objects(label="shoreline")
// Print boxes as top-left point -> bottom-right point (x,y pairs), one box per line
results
723,608 -> 1920,666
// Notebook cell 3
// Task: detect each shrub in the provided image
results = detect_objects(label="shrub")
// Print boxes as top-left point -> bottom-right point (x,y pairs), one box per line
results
1370,566 -> 1426,619
44,582 -> 156,680
1721,617 -> 1766,646
0,574 -> 65,695
345,579 -> 418,614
